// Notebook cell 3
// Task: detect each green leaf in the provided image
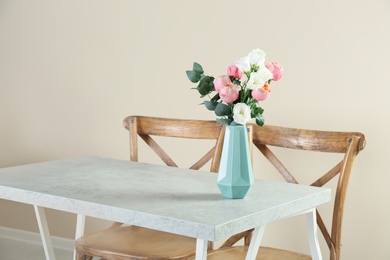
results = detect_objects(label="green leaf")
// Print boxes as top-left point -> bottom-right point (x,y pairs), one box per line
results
186,70 -> 201,83
255,114 -> 265,126
216,118 -> 232,125
197,76 -> 215,95
204,101 -> 218,111
197,81 -> 209,95
232,79 -> 241,85
209,79 -> 215,91
193,62 -> 204,74
255,107 -> 264,115
215,103 -> 231,116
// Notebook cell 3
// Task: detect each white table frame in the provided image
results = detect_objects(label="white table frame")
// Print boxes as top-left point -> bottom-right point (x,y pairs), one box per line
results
33,208 -> 321,260
0,157 -> 330,260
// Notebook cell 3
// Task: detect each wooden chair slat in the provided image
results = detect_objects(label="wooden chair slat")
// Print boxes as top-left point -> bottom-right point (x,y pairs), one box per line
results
311,161 -> 342,187
219,229 -> 254,248
124,115 -> 222,139
190,147 -> 215,170
316,210 -> 333,252
256,143 -> 299,184
139,134 -> 178,167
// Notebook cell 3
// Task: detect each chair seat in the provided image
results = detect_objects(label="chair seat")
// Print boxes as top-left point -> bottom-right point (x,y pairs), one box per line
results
75,225 -> 197,260
204,246 -> 311,260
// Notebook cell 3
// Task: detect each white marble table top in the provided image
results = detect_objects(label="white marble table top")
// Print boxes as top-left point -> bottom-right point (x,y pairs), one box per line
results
0,156 -> 330,241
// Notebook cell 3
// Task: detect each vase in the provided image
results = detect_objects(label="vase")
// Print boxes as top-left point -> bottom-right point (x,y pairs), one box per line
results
217,125 -> 253,199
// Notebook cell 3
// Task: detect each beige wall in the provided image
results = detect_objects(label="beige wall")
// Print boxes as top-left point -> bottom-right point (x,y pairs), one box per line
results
0,0 -> 389,259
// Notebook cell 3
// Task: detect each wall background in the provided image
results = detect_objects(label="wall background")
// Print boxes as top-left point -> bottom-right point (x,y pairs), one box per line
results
0,0 -> 389,259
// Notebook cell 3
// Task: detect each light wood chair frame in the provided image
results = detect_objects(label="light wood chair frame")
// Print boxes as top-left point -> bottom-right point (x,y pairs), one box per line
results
126,115 -> 224,172
209,124 -> 366,260
74,115 -> 225,260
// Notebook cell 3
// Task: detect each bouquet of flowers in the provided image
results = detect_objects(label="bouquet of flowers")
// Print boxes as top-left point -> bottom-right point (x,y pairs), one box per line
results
186,48 -> 283,126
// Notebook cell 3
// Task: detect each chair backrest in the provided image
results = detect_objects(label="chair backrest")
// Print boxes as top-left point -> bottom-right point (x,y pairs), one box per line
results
123,115 -> 225,173
250,123 -> 366,260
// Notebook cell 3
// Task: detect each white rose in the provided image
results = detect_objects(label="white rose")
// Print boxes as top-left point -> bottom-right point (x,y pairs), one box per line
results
235,48 -> 267,73
246,67 -> 273,90
248,48 -> 266,67
235,56 -> 250,73
233,103 -> 252,125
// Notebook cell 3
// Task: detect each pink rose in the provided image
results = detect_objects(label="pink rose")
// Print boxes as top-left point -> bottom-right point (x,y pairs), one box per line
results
265,61 -> 283,81
213,75 -> 230,92
252,83 -> 271,101
214,75 -> 240,103
227,65 -> 242,79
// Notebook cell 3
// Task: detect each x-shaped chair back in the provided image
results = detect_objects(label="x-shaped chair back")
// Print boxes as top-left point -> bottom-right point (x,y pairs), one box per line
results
249,124 -> 366,260
123,115 -> 225,172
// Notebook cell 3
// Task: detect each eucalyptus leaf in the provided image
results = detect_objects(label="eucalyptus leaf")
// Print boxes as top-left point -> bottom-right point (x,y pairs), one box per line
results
204,100 -> 218,111
197,76 -> 215,95
193,62 -> 204,74
208,80 -> 215,92
203,76 -> 215,87
215,103 -> 231,116
197,81 -> 210,95
186,70 -> 201,83
232,79 -> 241,85
255,107 -> 264,114
216,118 -> 232,125
256,114 -> 265,126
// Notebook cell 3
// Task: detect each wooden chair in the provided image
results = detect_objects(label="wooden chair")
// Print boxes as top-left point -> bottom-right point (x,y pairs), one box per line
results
75,115 -> 225,260
203,124 -> 366,260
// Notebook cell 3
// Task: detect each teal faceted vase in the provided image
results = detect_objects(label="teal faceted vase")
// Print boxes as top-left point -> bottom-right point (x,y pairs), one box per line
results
217,125 -> 253,199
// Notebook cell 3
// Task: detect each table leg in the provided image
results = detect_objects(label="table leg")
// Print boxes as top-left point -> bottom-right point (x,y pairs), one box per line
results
73,214 -> 86,260
245,225 -> 266,260
306,208 -> 322,260
33,205 -> 56,260
195,238 -> 208,260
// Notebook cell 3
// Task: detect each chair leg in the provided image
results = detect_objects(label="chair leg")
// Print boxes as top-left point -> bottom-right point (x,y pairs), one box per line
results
244,229 -> 253,246
75,250 -> 87,260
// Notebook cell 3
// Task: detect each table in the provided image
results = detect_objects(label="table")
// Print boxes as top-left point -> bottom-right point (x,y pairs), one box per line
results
0,156 -> 330,260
